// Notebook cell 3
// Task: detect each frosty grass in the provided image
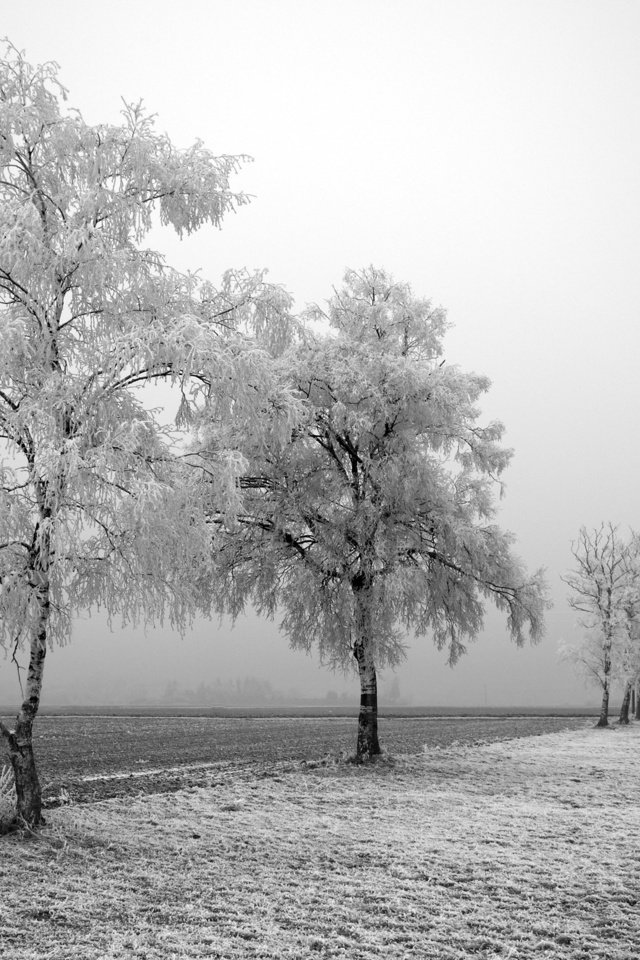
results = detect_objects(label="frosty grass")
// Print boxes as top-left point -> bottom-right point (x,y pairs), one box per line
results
1,725 -> 639,959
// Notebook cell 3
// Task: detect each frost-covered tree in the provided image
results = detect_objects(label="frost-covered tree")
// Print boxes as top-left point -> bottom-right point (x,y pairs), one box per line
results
214,267 -> 547,760
0,41 -> 291,827
616,622 -> 640,724
612,590 -> 640,724
561,524 -> 639,727
558,628 -> 618,723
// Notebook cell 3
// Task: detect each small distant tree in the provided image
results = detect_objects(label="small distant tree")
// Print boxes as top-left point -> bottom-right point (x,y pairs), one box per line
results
615,597 -> 640,724
0,41 -> 291,828
559,627 -> 617,724
562,524 -> 639,727
213,267 -> 547,760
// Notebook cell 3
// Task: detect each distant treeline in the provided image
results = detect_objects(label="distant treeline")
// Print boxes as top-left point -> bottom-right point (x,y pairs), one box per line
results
159,675 -> 405,708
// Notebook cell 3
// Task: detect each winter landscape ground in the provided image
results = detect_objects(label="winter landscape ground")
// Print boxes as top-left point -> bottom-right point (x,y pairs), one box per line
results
0,713 -> 589,806
1,717 -> 639,959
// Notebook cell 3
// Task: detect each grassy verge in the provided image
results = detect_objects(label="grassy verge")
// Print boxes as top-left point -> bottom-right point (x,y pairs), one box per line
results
1,725 -> 639,959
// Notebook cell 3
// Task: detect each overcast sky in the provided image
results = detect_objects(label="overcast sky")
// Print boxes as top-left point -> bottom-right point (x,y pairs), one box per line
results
2,0 -> 640,708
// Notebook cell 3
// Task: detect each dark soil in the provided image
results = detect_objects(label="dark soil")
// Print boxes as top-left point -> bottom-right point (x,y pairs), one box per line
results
0,714 -> 590,807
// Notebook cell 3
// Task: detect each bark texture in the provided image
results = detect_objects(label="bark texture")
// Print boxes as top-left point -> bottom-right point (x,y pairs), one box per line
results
353,637 -> 381,760
0,576 -> 50,828
352,580 -> 381,761
7,720 -> 43,827
3,638 -> 48,827
618,683 -> 631,725
596,678 -> 610,727
595,644 -> 612,728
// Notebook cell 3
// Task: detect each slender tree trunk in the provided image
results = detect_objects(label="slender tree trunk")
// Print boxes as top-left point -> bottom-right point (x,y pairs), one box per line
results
596,678 -> 610,727
353,637 -> 381,760
635,681 -> 640,721
0,572 -> 50,828
352,578 -> 381,761
5,719 -> 43,827
618,682 -> 631,725
595,645 -> 611,728
5,642 -> 47,827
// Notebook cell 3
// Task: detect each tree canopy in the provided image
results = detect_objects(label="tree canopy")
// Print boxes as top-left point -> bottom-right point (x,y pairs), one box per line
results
213,267 -> 548,757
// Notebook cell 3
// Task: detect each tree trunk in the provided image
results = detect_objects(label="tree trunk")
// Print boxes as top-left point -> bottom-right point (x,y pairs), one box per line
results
353,637 -> 381,761
2,638 -> 48,828
7,719 -> 43,827
635,681 -> 640,721
351,575 -> 381,761
595,644 -> 612,728
596,674 -> 610,727
0,574 -> 50,828
618,682 -> 632,725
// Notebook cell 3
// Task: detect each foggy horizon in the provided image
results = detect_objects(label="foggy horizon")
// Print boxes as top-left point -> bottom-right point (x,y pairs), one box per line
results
2,0 -> 639,717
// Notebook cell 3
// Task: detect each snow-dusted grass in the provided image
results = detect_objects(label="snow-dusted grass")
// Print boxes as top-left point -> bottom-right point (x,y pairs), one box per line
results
1,726 -> 639,959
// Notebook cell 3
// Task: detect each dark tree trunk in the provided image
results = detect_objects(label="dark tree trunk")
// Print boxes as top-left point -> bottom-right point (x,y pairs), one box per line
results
1,718 -> 45,831
353,638 -> 381,761
351,572 -> 382,761
7,720 -> 43,827
618,683 -> 632,725
635,682 -> 640,721
595,647 -> 611,728
0,580 -> 49,829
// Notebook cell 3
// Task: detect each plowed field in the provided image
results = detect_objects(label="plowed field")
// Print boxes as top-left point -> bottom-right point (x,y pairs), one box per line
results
2,713 -> 590,805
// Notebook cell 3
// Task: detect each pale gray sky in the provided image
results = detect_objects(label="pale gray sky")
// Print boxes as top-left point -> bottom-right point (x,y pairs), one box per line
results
2,0 -> 639,707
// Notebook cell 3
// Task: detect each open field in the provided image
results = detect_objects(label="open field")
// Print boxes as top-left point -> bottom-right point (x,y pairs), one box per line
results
0,713 -> 591,805
2,723 -> 639,959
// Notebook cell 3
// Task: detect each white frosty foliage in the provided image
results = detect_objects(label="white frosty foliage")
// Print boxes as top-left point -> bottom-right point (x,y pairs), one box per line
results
0,42 -> 294,671
214,266 -> 547,671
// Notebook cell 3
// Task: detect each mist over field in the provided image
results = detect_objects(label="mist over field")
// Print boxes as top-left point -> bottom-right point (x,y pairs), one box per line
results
1,0 -> 639,717
0,606 -> 602,710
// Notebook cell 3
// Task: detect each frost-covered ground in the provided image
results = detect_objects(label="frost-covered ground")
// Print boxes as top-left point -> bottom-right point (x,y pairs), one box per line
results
1,725 -> 639,959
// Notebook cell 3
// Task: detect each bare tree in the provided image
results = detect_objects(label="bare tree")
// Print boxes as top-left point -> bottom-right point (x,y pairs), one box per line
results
562,524 -> 638,727
616,598 -> 640,724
